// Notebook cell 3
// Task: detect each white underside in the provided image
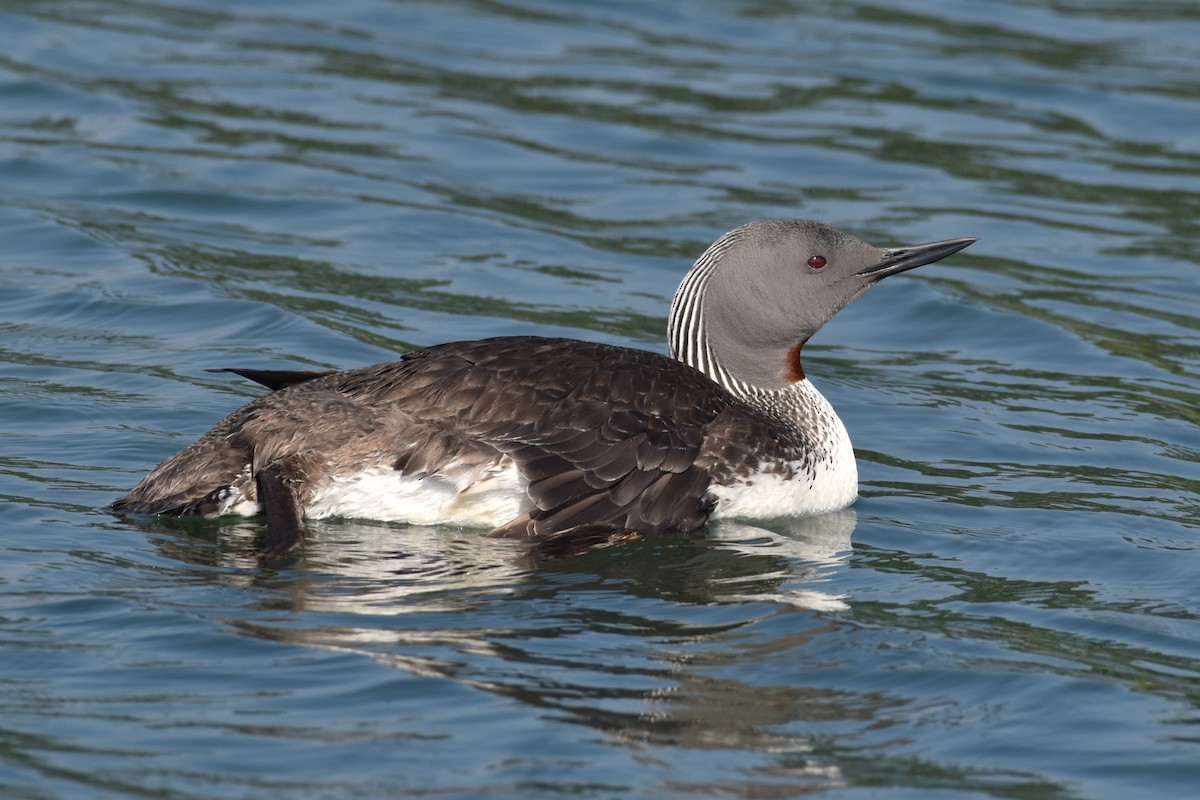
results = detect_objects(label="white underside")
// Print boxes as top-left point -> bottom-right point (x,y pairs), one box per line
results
306,464 -> 531,527
214,446 -> 857,529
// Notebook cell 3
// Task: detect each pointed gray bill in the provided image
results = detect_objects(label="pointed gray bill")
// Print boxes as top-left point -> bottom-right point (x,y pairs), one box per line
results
857,237 -> 978,281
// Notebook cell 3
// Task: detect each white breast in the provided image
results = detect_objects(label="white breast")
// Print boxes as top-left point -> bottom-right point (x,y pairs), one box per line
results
709,385 -> 859,520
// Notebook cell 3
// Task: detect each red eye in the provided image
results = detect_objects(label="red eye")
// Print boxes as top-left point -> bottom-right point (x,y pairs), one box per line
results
807,255 -> 827,270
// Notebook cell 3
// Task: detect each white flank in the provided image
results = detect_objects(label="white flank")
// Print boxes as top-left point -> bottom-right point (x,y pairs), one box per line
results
220,495 -> 261,517
215,465 -> 259,517
305,463 -> 530,528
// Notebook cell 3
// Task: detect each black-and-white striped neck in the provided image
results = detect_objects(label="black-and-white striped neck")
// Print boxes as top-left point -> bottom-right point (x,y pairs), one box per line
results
668,223 -> 763,400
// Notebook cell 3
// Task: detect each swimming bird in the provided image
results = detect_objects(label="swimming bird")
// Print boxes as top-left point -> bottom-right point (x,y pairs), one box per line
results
111,219 -> 975,556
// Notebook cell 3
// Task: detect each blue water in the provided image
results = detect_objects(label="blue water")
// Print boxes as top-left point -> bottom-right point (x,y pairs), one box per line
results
2,1 -> 1199,798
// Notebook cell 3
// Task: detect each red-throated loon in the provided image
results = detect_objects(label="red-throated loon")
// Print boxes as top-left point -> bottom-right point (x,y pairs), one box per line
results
111,219 -> 975,556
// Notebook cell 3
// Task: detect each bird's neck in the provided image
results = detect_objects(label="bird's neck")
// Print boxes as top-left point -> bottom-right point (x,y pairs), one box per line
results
668,231 -> 796,401
667,240 -> 843,447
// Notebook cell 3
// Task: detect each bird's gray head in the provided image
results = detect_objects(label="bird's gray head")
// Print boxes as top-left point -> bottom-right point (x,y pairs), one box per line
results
668,219 -> 976,393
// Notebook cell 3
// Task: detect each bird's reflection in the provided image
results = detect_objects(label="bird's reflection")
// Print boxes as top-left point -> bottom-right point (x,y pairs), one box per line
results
135,509 -> 910,793
139,507 -> 855,611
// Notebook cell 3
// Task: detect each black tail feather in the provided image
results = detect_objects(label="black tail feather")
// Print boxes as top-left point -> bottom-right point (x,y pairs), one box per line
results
207,368 -> 333,392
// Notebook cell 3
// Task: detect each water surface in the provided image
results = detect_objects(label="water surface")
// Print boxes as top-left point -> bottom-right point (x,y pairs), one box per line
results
1,1 -> 1199,798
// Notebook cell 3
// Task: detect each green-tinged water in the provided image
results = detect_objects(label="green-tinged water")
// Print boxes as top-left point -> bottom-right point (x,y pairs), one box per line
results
2,1 -> 1198,798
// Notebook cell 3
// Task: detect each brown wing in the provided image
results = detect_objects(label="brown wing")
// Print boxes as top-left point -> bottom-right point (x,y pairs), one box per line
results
112,336 -> 795,550
334,337 -> 735,538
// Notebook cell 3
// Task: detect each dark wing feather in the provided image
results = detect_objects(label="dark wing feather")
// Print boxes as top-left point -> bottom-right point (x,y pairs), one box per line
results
329,337 -> 733,539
